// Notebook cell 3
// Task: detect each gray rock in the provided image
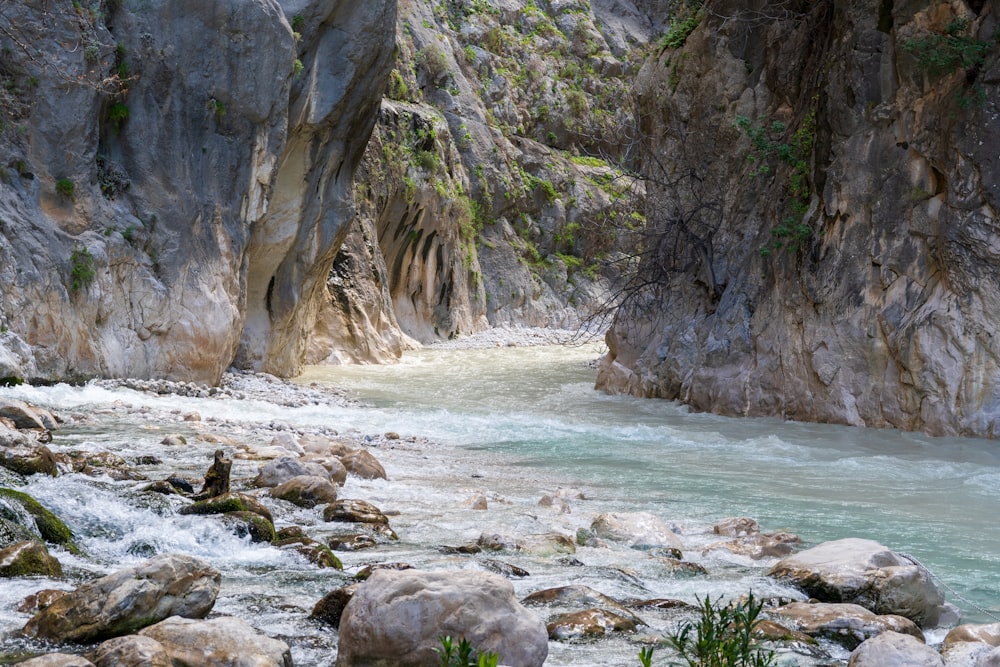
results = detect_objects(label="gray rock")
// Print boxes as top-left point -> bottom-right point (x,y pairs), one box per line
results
89,635 -> 171,667
848,630 -> 944,667
546,608 -> 638,640
23,554 -> 220,643
0,399 -> 48,431
768,601 -> 923,650
769,538 -> 945,626
336,569 -> 547,667
590,512 -> 683,551
270,475 -> 338,508
15,655 -> 95,667
339,449 -> 387,480
254,456 -> 329,488
139,616 -> 291,667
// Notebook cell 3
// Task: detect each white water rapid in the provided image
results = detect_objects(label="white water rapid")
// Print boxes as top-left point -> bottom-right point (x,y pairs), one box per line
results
1,341 -> 998,666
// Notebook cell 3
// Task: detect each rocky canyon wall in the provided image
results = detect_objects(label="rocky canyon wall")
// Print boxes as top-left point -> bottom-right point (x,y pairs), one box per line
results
0,0 -> 395,384
598,0 -> 1000,437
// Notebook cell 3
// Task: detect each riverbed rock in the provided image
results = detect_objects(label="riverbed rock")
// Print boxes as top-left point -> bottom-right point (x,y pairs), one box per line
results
89,635 -> 172,667
848,630 -> 944,667
0,488 -> 76,551
301,454 -> 348,484
768,538 -> 945,626
944,623 -> 1000,649
310,582 -> 362,628
0,399 -> 50,431
522,585 -> 644,626
590,512 -> 684,551
22,554 -> 220,643
942,641 -> 999,667
336,568 -> 547,667
270,475 -> 338,508
139,616 -> 292,667
327,534 -> 377,551
193,450 -> 231,500
713,517 -> 760,536
219,511 -> 276,544
18,589 -> 67,614
178,492 -> 273,523
546,608 -> 638,640
0,540 -> 61,577
16,655 -> 95,667
706,531 -> 801,560
0,445 -> 58,477
254,457 -> 329,488
323,499 -> 396,539
270,432 -> 305,455
0,420 -> 29,447
477,532 -> 576,555
768,601 -> 923,650
464,492 -> 488,510
339,449 -> 387,480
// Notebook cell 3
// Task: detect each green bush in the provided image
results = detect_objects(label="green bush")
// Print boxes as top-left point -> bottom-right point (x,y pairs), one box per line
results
667,592 -> 776,667
108,102 -> 129,132
55,178 -> 75,200
661,4 -> 705,50
69,247 -> 96,292
904,18 -> 994,76
418,46 -> 450,85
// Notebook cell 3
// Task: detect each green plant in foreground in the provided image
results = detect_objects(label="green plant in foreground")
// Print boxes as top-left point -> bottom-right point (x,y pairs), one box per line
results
639,646 -> 655,667
69,247 -> 96,292
667,592 -> 776,667
435,636 -> 499,667
55,178 -> 75,200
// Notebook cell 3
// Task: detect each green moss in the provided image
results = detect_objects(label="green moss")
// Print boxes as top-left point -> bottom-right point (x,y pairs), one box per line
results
0,488 -> 78,553
0,540 -> 62,578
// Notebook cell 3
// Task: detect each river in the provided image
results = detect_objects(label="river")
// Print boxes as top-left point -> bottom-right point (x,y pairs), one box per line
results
1,342 -> 998,666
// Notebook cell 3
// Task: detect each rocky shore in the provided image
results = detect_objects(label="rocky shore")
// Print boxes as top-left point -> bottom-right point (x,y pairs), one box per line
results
1,369 -> 999,666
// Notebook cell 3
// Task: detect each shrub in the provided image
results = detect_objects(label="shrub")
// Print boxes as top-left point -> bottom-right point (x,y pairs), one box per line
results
661,3 -> 705,50
667,592 -> 776,667
108,102 -> 129,132
55,178 -> 75,200
69,247 -> 96,292
418,46 -> 450,86
903,18 -> 994,76
435,636 -> 498,667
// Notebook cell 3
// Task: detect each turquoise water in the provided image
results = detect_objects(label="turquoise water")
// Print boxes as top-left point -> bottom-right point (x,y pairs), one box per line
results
300,343 -> 1000,624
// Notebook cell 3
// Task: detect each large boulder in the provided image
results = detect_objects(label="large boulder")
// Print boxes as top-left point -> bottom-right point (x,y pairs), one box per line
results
336,569 -> 548,667
546,608 -> 638,640
0,540 -> 61,578
0,445 -> 58,477
270,475 -> 338,508
848,630 -> 944,667
254,457 -> 329,488
768,538 -> 945,626
589,512 -> 683,551
22,554 -> 220,643
768,601 -> 923,650
139,616 -> 292,667
944,623 -> 1000,649
0,399 -> 51,431
89,635 -> 172,667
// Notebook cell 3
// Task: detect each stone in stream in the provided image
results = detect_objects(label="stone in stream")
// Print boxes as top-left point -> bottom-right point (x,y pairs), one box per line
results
480,559 -> 530,578
339,449 -> 387,480
943,622 -> 1000,648
301,453 -> 348,484
178,492 -> 273,523
15,655 -> 95,666
767,601 -> 923,650
270,474 -> 338,508
522,585 -> 644,627
546,608 -> 638,640
18,589 -> 67,614
219,511 -> 276,543
0,487 -> 77,552
336,569 -> 547,667
704,531 -> 801,560
327,533 -> 377,551
311,582 -> 362,628
768,538 -> 946,626
273,531 -> 343,569
253,456 -> 330,488
22,554 -> 220,643
590,511 -> 684,552
0,398 -> 52,431
0,540 -> 62,577
89,635 -> 172,667
477,532 -> 576,555
323,499 -> 397,539
193,449 -> 231,500
0,419 -> 29,447
0,444 -> 58,477
139,616 -> 292,667
847,630 -> 944,667
713,516 -> 761,536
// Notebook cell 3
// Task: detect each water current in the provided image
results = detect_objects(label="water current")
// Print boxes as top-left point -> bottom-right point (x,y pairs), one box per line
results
1,342 -> 998,666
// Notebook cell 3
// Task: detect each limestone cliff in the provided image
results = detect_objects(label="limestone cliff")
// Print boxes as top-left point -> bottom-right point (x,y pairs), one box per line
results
0,0 -> 395,383
598,0 -> 1000,437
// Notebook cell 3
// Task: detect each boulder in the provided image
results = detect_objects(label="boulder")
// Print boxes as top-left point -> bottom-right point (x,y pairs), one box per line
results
522,585 -> 644,626
848,630 -> 944,667
0,445 -> 58,477
0,488 -> 76,551
706,532 -> 800,560
301,454 -> 348,484
311,582 -> 362,628
464,493 -> 488,510
327,534 -> 377,551
89,635 -> 172,667
219,511 -> 276,543
15,655 -> 94,666
713,517 -> 760,536
590,512 -> 684,551
0,398 -> 49,431
768,538 -> 945,626
271,475 -> 338,508
944,622 -> 1000,649
339,449 -> 387,480
0,420 -> 29,447
546,608 -> 637,640
336,569 -> 547,667
941,641 -> 998,667
253,457 -> 329,488
193,450 -> 231,500
0,540 -> 62,577
139,616 -> 292,667
23,554 -> 220,643
477,532 -> 576,555
18,589 -> 67,614
270,432 -> 305,455
768,601 -> 923,650
323,499 -> 396,538
178,492 -> 273,523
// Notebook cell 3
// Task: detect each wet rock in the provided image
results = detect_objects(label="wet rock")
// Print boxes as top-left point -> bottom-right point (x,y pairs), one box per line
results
768,601 -> 923,650
89,635 -> 171,667
270,432 -> 305,455
751,619 -> 816,644
477,532 -> 576,555
311,582 -> 362,628
65,450 -> 130,473
295,541 -> 343,569
165,476 -> 195,494
0,540 -> 61,577
354,562 -> 413,580
16,655 -> 95,666
546,608 -> 638,640
23,554 -> 220,643
301,454 -> 348,484
590,512 -> 683,552
253,456 -> 329,488
942,641 -> 997,666
139,616 -> 291,667
193,450 -> 231,500
339,449 -> 387,480
769,538 -> 945,626
0,487 -> 76,552
439,543 -> 482,555
944,622 -> 1000,649
706,532 -> 801,560
324,499 -> 397,538
713,517 -> 760,536
327,534 -> 377,551
848,630 -> 943,666
0,398 -> 50,431
0,420 -> 29,447
538,493 -> 571,513
270,475 -> 338,508
652,557 -> 708,577
629,598 -> 693,610
0,444 -> 58,477
219,511 -> 276,544
143,481 -> 180,496
523,585 -> 644,626
336,569 -> 547,667
18,589 -> 67,614
464,493 -> 488,510
160,435 -> 187,446
481,559 -> 530,578
301,437 -> 355,457
179,492 -> 273,523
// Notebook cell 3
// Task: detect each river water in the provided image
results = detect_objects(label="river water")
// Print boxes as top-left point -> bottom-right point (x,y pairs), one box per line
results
1,342 -> 999,666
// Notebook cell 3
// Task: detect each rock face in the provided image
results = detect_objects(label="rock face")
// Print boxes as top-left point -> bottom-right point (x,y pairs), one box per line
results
0,0 -> 395,383
336,568 -> 548,667
768,538 -> 945,626
597,0 -> 1000,437
23,554 -> 220,643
